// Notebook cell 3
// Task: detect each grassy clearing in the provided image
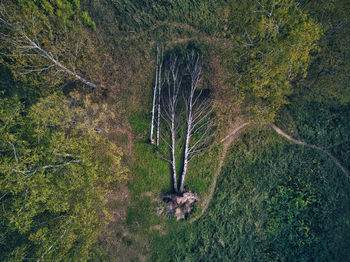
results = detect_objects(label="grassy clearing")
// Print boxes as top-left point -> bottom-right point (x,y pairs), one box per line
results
150,126 -> 350,261
84,0 -> 229,255
106,36 -> 223,259
126,108 -> 221,226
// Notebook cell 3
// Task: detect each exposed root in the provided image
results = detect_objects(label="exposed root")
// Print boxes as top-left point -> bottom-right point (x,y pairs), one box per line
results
162,192 -> 200,221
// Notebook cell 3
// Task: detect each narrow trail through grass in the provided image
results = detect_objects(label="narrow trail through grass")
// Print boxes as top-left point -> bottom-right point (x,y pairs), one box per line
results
190,121 -> 350,223
190,122 -> 250,223
269,123 -> 350,179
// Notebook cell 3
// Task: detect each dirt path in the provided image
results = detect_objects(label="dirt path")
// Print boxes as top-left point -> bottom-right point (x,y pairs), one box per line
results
126,21 -> 205,40
123,20 -> 231,48
190,122 -> 251,223
190,122 -> 350,223
269,123 -> 350,179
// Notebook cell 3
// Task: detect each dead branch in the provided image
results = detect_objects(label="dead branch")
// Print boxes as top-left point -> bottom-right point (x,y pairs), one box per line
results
0,9 -> 98,88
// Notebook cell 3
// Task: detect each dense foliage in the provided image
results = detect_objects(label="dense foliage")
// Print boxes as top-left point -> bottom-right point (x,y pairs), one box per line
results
0,93 -> 125,260
225,0 -> 322,120
298,0 -> 350,104
83,0 -> 225,36
0,0 -> 126,260
0,0 -> 113,95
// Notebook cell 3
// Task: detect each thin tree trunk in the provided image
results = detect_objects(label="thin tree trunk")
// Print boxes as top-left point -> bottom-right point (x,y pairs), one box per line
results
171,112 -> 178,193
24,34 -> 99,88
179,122 -> 191,193
156,84 -> 161,146
179,54 -> 213,193
179,89 -> 194,193
156,46 -> 163,146
150,46 -> 159,144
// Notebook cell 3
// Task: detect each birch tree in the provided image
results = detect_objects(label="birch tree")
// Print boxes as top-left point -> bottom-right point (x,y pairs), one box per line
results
150,45 -> 164,145
150,46 -> 159,144
156,46 -> 164,146
159,56 -> 182,193
179,54 -> 214,193
157,52 -> 214,194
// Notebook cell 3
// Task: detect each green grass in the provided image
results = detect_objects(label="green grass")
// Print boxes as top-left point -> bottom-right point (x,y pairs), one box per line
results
150,126 -> 350,261
126,107 -> 221,232
78,2 -> 350,261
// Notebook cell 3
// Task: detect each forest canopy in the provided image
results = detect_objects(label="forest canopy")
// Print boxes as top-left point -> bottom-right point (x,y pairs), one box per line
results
1,0 -> 349,261
224,0 -> 322,120
0,92 -> 126,260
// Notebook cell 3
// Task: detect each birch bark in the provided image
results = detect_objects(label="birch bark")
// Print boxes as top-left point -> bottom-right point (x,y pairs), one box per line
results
160,56 -> 181,193
150,46 -> 159,144
156,46 -> 163,146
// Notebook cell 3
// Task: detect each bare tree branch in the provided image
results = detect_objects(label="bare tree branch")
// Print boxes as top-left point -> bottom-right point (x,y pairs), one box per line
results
156,51 -> 214,193
158,55 -> 183,193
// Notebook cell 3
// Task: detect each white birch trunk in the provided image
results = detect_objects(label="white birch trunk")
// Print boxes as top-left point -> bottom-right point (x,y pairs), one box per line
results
179,115 -> 191,193
150,46 -> 159,144
156,83 -> 161,146
170,57 -> 180,193
160,56 -> 181,193
156,46 -> 163,146
171,111 -> 178,193
179,54 -> 213,193
179,55 -> 198,193
179,87 -> 194,193
159,53 -> 212,194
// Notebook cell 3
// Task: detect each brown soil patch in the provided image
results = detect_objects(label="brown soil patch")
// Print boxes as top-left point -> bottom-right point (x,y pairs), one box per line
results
98,182 -> 148,262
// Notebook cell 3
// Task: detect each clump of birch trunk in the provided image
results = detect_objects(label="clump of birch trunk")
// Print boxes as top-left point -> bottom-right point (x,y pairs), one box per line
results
150,48 -> 215,194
